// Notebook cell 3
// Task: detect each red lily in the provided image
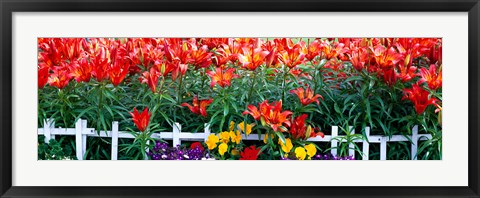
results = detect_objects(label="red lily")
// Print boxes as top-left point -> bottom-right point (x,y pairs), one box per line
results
370,45 -> 403,69
164,41 -> 192,80
348,47 -> 369,71
90,47 -> 110,82
320,40 -> 347,60
240,145 -> 261,160
38,65 -> 49,88
129,107 -> 151,132
212,48 -> 230,68
418,64 -> 442,90
238,46 -> 268,71
289,114 -> 309,140
108,59 -> 130,86
140,67 -> 161,93
243,100 -> 292,132
190,45 -> 213,69
206,67 -> 239,88
181,96 -> 213,117
48,64 -> 72,89
305,39 -> 322,61
402,84 -> 438,115
278,41 -> 307,68
290,87 -> 324,106
69,58 -> 92,83
201,38 -> 229,50
262,41 -> 279,68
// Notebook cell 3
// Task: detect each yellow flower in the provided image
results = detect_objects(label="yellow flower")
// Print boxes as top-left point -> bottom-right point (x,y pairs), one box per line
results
278,138 -> 293,153
231,148 -> 240,156
295,147 -> 307,160
263,133 -> 271,144
237,122 -> 254,135
219,131 -> 230,143
205,134 -> 219,150
229,121 -> 236,131
304,143 -> 317,158
229,130 -> 242,144
219,143 -> 228,156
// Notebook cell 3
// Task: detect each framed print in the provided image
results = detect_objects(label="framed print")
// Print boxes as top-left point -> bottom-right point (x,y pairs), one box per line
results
1,0 -> 479,198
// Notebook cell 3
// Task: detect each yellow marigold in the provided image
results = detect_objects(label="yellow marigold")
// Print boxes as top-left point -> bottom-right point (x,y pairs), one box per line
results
304,143 -> 317,158
237,122 -> 254,135
295,147 -> 307,160
206,134 -> 219,150
219,131 -> 230,143
219,143 -> 228,156
278,138 -> 293,153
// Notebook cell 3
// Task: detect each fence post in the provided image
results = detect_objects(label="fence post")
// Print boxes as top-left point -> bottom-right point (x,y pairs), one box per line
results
111,121 -> 119,160
362,127 -> 370,160
43,119 -> 54,143
331,126 -> 338,156
81,120 -> 88,157
348,126 -> 355,157
411,125 -> 419,160
173,122 -> 181,147
75,119 -> 84,160
380,136 -> 387,160
204,123 -> 211,142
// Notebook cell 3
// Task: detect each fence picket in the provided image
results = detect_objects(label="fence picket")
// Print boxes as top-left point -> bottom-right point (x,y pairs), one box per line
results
81,120 -> 88,157
348,126 -> 355,157
204,123 -> 211,142
362,127 -> 370,160
75,119 -> 84,160
43,119 -> 54,143
380,137 -> 387,160
411,125 -> 419,160
331,126 -> 338,156
173,122 -> 181,146
111,121 -> 119,160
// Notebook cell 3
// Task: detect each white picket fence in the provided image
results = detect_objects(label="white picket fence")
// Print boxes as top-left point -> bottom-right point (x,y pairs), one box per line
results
38,119 -> 432,160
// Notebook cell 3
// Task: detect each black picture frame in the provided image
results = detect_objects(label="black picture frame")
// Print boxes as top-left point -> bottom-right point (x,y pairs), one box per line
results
1,0 -> 479,197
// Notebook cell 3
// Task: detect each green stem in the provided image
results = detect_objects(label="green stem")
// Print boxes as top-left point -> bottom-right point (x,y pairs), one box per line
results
248,71 -> 257,103
311,61 -> 318,94
282,66 -> 289,102
141,132 -> 147,160
96,82 -> 104,133
177,75 -> 184,104
201,68 -> 206,96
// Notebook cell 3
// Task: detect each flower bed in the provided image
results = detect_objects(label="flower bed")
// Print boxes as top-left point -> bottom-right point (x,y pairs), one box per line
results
38,38 -> 442,160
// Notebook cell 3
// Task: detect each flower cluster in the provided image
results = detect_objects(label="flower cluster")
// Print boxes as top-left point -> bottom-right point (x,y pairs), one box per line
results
148,142 -> 208,160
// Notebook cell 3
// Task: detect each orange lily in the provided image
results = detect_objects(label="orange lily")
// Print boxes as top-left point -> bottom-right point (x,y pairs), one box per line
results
370,45 -> 403,69
278,41 -> 307,68
290,87 -> 324,106
243,100 -> 292,132
238,46 -> 269,71
190,45 -> 212,69
206,67 -> 239,88
181,96 -> 213,117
